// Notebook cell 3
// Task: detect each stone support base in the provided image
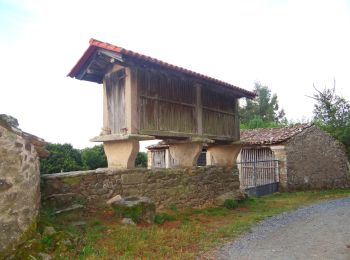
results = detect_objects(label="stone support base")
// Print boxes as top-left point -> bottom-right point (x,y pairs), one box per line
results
103,140 -> 139,169
168,142 -> 203,167
207,144 -> 242,167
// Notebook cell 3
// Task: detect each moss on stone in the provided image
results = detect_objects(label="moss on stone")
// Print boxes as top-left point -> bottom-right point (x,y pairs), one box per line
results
0,216 -> 38,259
62,176 -> 82,186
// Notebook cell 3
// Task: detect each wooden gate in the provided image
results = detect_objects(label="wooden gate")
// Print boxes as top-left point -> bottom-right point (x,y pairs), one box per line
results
238,147 -> 279,196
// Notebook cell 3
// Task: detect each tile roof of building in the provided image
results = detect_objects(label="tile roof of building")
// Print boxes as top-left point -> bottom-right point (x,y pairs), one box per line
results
68,39 -> 256,99
240,124 -> 313,145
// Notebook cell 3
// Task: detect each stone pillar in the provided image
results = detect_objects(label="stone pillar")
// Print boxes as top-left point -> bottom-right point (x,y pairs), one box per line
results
168,142 -> 203,167
206,144 -> 241,167
270,145 -> 288,191
147,150 -> 152,169
103,140 -> 139,169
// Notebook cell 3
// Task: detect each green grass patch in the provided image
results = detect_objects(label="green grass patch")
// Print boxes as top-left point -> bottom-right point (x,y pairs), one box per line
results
10,188 -> 350,259
154,213 -> 177,224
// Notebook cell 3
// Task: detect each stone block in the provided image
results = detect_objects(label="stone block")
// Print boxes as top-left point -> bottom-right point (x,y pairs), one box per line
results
121,173 -> 147,185
110,196 -> 156,224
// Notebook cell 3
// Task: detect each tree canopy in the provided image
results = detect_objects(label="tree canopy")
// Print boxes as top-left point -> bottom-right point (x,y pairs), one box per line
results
310,84 -> 350,157
40,143 -> 148,174
240,82 -> 286,129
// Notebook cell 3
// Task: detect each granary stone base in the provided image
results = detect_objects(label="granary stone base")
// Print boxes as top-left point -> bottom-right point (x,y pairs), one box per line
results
41,166 -> 240,210
103,140 -> 139,169
168,142 -> 203,167
207,144 -> 242,167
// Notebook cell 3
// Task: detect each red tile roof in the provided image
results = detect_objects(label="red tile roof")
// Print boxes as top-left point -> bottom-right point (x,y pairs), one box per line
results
68,39 -> 256,98
240,124 -> 313,145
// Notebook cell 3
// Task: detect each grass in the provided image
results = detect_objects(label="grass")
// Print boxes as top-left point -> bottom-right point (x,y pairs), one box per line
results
12,189 -> 350,259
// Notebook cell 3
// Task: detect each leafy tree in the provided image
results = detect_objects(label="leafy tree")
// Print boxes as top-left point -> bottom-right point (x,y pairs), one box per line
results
135,152 -> 148,168
40,143 -> 149,174
81,145 -> 107,170
309,83 -> 350,157
240,82 -> 286,129
40,143 -> 84,174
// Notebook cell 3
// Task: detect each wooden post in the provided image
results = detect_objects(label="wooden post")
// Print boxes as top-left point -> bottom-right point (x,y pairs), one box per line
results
125,67 -> 138,134
195,83 -> 203,135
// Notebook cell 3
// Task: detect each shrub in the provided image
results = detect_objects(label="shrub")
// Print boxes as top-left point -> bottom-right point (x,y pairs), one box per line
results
135,152 -> 147,168
224,199 -> 239,209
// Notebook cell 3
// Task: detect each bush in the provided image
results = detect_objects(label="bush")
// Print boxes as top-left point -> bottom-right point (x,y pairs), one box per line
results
224,199 -> 239,209
135,152 -> 147,168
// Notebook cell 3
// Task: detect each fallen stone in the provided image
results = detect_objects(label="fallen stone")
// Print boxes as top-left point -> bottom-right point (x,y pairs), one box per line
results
121,218 -> 136,226
106,194 -> 122,205
43,226 -> 56,236
110,196 -> 156,224
70,221 -> 87,227
38,252 -> 52,260
214,190 -> 248,206
54,204 -> 84,215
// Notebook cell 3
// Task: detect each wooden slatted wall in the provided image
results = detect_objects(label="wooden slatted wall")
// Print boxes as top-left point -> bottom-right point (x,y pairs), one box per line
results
202,86 -> 238,138
138,69 -> 197,135
105,70 -> 126,134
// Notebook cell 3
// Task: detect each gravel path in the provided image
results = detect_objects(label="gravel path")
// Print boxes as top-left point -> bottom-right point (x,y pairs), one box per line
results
214,197 -> 350,260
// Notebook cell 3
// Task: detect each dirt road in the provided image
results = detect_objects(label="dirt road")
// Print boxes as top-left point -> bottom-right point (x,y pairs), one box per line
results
214,197 -> 350,260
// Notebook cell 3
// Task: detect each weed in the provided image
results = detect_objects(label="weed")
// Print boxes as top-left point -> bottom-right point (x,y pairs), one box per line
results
169,204 -> 178,212
224,199 -> 239,209
154,213 -> 176,224
41,235 -> 53,248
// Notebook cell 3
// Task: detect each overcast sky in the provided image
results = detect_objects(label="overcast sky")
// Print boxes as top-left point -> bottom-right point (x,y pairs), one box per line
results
1,0 -> 350,150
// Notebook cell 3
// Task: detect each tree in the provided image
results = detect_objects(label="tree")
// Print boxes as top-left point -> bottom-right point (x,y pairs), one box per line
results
309,83 -> 350,157
40,143 -> 84,174
81,145 -> 107,170
40,143 -> 149,174
135,152 -> 148,168
240,82 -> 286,129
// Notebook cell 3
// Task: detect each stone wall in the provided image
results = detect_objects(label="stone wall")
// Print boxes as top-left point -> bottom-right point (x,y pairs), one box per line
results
41,166 -> 239,210
285,126 -> 350,190
0,115 -> 46,256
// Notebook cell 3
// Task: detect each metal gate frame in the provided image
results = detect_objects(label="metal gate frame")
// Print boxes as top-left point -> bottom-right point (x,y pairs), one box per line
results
237,159 -> 280,197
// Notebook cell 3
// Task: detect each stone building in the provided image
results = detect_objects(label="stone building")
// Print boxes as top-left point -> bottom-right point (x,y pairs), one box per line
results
147,124 -> 350,191
0,115 -> 47,257
68,39 -> 255,169
238,124 -> 350,191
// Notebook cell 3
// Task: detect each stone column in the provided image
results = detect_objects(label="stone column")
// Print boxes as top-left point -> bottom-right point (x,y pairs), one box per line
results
270,145 -> 288,191
147,150 -> 152,169
168,142 -> 203,167
206,144 -> 241,167
103,140 -> 139,169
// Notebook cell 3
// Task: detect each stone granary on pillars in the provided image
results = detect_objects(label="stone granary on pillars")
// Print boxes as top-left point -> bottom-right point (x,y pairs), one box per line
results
68,39 -> 255,168
238,124 -> 350,191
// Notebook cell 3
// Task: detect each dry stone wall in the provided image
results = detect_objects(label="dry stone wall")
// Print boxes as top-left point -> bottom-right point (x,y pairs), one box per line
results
41,166 -> 239,210
285,126 -> 350,190
0,116 -> 46,256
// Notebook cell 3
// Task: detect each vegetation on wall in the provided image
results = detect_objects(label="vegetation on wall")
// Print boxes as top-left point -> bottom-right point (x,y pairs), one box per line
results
40,144 -> 148,174
239,82 -> 287,129
309,83 -> 350,157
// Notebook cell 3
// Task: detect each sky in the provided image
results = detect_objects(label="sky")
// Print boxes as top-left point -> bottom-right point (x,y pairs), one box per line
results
1,0 -> 350,150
